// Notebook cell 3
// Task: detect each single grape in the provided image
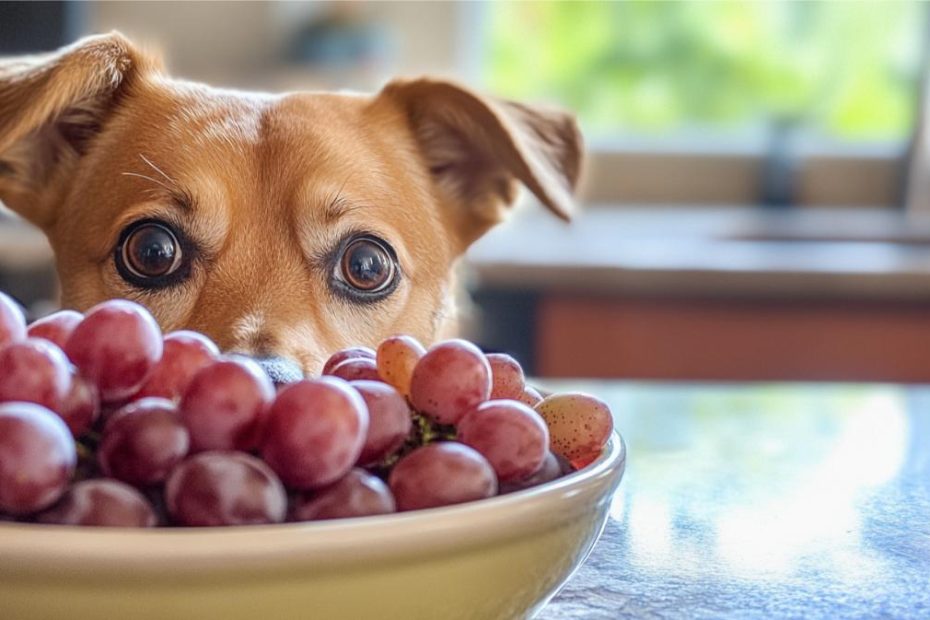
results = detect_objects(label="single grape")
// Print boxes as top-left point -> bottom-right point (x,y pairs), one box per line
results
321,346 -> 376,375
0,338 -> 73,413
134,330 -> 219,401
35,479 -> 157,527
0,402 -> 76,514
350,380 -> 412,466
457,399 -> 549,482
329,357 -> 381,382
498,451 -> 569,494
517,386 -> 543,407
487,353 -> 526,400
64,300 -> 163,403
389,442 -> 497,511
98,398 -> 189,487
0,291 -> 26,347
291,469 -> 396,521
409,339 -> 491,425
179,357 -> 273,452
261,377 -> 368,489
59,374 -> 100,437
26,310 -> 83,349
535,392 -> 613,467
165,451 -> 287,526
376,335 -> 425,397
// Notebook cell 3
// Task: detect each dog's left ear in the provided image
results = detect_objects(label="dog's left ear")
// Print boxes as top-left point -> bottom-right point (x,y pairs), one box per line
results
376,78 -> 583,247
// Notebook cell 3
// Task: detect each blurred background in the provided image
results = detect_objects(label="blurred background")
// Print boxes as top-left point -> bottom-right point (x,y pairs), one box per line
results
3,0 -> 930,382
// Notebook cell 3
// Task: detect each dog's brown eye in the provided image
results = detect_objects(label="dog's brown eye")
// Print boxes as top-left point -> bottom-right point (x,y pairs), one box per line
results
120,223 -> 181,279
338,237 -> 396,293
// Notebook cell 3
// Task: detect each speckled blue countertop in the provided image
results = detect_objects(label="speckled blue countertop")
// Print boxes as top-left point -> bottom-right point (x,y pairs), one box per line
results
541,382 -> 930,619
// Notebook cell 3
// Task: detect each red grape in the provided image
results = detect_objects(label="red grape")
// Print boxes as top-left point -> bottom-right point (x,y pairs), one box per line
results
517,386 -> 543,407
0,338 -> 72,413
291,469 -> 396,521
389,442 -> 497,511
165,451 -> 287,526
409,339 -> 491,425
26,310 -> 83,349
261,377 -> 368,489
0,291 -> 25,347
134,330 -> 219,401
535,392 -> 613,467
35,479 -> 157,527
322,346 -> 375,375
329,357 -> 381,382
376,335 -> 425,397
0,402 -> 76,514
498,451 -> 569,494
350,380 -> 412,466
59,374 -> 99,437
457,400 -> 549,482
487,353 -> 526,400
98,398 -> 189,486
64,300 -> 163,403
179,357 -> 273,452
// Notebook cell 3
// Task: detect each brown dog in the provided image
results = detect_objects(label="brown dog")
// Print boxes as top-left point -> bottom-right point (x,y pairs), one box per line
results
0,33 -> 581,380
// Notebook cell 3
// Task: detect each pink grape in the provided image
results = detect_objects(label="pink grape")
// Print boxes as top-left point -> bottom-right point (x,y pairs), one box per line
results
389,442 -> 497,511
376,335 -> 425,397
179,358 -> 274,452
517,386 -> 543,407
165,451 -> 287,526
98,398 -> 190,487
291,469 -> 396,521
487,353 -> 526,400
457,400 -> 549,482
64,300 -> 163,403
26,310 -> 83,349
409,339 -> 491,425
499,451 -> 570,494
0,291 -> 25,347
350,380 -> 412,466
261,377 -> 368,489
35,479 -> 157,527
329,357 -> 381,382
0,402 -> 76,514
322,346 -> 375,375
134,330 -> 219,400
59,374 -> 99,437
535,392 -> 613,468
0,338 -> 72,413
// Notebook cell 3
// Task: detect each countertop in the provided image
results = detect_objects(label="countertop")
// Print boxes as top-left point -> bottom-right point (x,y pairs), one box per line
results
541,381 -> 930,619
468,206 -> 930,301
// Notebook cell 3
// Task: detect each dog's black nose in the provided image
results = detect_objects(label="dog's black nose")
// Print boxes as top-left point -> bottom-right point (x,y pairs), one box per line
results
254,356 -> 304,386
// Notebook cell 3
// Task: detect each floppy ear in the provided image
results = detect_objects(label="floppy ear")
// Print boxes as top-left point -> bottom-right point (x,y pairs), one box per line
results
0,32 -> 158,229
377,78 -> 583,246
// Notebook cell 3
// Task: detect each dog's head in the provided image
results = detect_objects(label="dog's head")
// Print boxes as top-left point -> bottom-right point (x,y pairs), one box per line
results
0,33 -> 581,377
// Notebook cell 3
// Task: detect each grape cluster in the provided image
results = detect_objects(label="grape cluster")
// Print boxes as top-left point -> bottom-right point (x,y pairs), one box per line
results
0,292 -> 613,527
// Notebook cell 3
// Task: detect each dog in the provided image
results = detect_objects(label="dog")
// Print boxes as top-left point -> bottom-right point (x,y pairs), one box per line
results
0,33 -> 582,382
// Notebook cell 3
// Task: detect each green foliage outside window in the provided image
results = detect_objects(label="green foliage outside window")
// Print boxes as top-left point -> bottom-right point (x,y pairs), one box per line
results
486,1 -> 925,141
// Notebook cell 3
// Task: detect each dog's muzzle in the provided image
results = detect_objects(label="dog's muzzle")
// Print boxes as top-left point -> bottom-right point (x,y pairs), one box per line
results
254,356 -> 304,386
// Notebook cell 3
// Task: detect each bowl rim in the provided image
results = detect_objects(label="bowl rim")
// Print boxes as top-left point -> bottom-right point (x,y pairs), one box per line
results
0,432 -> 626,572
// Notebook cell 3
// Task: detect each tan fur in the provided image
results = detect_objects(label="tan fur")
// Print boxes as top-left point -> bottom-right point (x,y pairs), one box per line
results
0,33 -> 582,374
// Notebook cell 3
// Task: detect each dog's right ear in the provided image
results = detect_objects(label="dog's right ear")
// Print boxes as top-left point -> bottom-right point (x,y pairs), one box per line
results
0,33 -> 159,229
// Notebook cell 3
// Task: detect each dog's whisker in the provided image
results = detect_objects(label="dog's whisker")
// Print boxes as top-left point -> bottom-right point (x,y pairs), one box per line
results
120,171 -> 175,192
138,153 -> 178,186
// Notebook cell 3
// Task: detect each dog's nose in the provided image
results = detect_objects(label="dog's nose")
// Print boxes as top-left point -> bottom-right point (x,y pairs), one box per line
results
254,356 -> 304,386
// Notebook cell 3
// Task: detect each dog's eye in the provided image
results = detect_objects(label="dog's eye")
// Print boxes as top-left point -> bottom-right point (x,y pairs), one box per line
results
115,221 -> 185,286
336,236 -> 397,295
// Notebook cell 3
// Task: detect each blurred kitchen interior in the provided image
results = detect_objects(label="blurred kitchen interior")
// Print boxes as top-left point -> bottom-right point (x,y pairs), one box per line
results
2,1 -> 930,382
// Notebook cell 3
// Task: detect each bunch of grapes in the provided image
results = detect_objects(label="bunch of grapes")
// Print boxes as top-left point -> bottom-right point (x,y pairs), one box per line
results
0,292 -> 614,527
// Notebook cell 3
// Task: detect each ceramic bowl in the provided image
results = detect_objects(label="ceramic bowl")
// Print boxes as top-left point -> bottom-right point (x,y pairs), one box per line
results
0,432 -> 625,620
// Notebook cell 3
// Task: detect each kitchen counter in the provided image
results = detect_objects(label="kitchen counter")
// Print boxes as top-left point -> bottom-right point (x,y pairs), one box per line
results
541,380 -> 930,619
468,206 -> 930,301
